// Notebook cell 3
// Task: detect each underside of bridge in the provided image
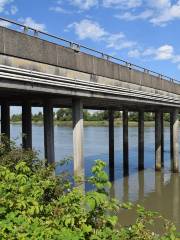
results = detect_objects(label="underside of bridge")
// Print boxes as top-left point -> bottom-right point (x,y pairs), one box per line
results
0,23 -> 179,179
0,77 -> 179,178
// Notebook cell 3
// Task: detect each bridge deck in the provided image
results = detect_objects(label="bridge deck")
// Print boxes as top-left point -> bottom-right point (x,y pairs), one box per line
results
0,25 -> 179,110
0,18 -> 179,174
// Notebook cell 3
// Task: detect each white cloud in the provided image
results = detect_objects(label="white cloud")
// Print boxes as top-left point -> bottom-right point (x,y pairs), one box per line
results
155,45 -> 174,60
49,0 -> 71,14
114,0 -> 180,26
128,44 -> 180,70
106,33 -> 136,50
67,19 -> 137,51
18,17 -> 46,31
53,0 -> 142,11
150,1 -> 180,26
142,47 -> 156,56
147,0 -> 171,9
0,0 -> 12,12
128,49 -> 141,57
155,45 -> 180,67
106,32 -> 124,45
67,19 -> 107,40
128,45 -> 175,60
50,0 -> 180,26
10,5 -> 17,14
103,0 -> 142,9
0,19 -> 11,27
50,6 -> 70,14
0,0 -> 18,15
172,55 -> 180,63
69,0 -> 98,10
116,10 -> 153,21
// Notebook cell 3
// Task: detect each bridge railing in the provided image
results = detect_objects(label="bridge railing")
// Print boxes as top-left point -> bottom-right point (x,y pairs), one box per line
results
0,17 -> 179,84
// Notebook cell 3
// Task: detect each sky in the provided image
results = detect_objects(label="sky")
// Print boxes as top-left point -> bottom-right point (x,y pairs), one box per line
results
1,0 -> 180,114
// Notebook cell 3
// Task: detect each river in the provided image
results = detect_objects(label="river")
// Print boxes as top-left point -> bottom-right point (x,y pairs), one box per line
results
11,124 -> 180,230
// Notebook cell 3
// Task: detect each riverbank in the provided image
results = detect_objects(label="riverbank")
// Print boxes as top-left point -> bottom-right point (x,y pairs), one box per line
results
10,120 -> 170,127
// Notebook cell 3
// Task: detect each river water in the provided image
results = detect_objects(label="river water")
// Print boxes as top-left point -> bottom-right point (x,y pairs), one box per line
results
11,124 -> 180,230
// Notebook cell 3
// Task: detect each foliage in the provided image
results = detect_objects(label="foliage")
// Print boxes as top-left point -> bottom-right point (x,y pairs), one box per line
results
11,114 -> 22,122
0,141 -> 179,239
56,108 -> 72,121
10,109 -> 173,123
32,112 -> 43,122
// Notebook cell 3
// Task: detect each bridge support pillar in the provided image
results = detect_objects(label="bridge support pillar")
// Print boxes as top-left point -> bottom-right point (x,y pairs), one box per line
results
138,110 -> 144,170
43,102 -> 55,164
1,102 -> 10,140
22,103 -> 32,149
155,111 -> 162,171
73,99 -> 84,181
170,109 -> 179,173
161,113 -> 164,168
109,109 -> 114,181
123,110 -> 129,176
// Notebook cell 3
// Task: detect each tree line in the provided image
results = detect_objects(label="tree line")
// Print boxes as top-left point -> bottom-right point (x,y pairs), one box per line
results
11,109 -> 171,122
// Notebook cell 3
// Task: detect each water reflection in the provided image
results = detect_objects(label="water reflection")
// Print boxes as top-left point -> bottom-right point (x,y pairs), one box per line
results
10,124 -> 180,230
113,169 -> 180,230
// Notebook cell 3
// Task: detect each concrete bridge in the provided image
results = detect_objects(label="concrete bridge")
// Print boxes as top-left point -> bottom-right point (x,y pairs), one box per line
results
0,17 -> 179,179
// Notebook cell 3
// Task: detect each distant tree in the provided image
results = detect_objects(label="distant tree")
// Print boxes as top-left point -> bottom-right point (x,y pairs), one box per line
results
11,114 -> 22,122
144,112 -> 154,121
83,110 -> 91,121
164,113 -> 170,122
32,112 -> 43,122
56,108 -> 72,121
129,112 -> 138,121
114,111 -> 121,119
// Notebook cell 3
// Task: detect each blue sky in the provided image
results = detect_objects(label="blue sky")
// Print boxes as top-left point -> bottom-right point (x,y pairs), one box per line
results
1,0 -> 180,114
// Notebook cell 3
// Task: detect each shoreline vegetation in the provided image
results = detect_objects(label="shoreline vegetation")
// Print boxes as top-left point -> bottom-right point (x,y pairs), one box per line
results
0,138 -> 179,239
10,120 -> 170,127
10,108 -> 171,127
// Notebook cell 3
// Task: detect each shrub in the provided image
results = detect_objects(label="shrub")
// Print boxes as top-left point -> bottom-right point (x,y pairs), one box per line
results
0,140 -> 179,239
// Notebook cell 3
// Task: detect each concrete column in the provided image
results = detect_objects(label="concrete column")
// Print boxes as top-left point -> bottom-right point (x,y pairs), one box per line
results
109,109 -> 114,181
22,103 -> 32,149
43,102 -> 55,164
1,103 -> 10,139
123,110 -> 129,175
138,111 -> 144,170
170,109 -> 179,173
155,111 -> 162,171
161,113 -> 164,168
72,99 -> 84,179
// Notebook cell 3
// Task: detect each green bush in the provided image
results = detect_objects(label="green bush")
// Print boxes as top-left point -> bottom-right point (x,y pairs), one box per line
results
0,139 -> 179,239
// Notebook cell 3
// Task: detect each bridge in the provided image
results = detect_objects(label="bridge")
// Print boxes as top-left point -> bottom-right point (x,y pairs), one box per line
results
0,17 -> 179,179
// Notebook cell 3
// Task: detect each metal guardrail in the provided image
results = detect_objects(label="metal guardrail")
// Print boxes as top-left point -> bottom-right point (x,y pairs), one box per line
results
0,17 -> 179,84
